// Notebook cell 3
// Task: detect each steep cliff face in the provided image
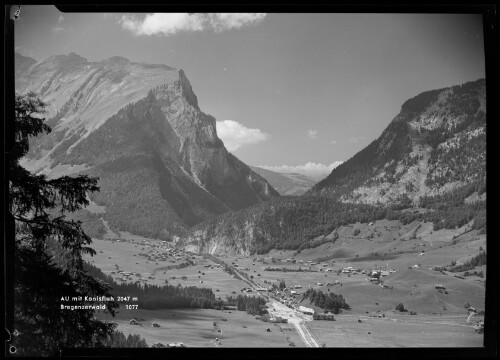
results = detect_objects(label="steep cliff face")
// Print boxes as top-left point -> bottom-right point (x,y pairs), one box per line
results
16,53 -> 279,239
312,79 -> 486,205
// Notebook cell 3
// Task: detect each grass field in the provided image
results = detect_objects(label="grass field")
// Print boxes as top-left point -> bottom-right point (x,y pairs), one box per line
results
84,218 -> 486,347
97,308 -> 305,347
307,313 -> 483,347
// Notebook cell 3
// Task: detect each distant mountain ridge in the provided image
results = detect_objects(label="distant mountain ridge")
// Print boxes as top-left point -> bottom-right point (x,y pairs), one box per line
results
249,166 -> 317,196
16,52 -> 279,240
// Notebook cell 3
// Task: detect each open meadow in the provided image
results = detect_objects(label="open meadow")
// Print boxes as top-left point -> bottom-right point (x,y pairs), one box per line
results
307,313 -> 483,347
96,308 -> 305,347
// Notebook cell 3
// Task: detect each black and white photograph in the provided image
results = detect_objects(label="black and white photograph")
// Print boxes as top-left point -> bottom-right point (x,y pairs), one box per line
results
5,4 -> 495,356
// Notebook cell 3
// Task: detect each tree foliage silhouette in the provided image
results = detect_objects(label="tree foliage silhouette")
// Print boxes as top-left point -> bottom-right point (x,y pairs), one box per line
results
10,92 -> 118,356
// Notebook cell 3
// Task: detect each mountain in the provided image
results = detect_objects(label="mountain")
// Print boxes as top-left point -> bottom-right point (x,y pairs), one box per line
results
15,52 -> 37,83
15,52 -> 279,240
311,79 -> 486,205
249,166 -> 316,196
177,79 -> 486,255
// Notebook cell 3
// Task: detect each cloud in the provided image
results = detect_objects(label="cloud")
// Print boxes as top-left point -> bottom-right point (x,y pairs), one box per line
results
330,140 -> 337,144
58,15 -> 64,23
216,120 -> 269,152
207,13 -> 267,32
307,130 -> 319,139
120,13 -> 204,36
258,161 -> 343,178
348,136 -> 367,143
119,13 -> 266,36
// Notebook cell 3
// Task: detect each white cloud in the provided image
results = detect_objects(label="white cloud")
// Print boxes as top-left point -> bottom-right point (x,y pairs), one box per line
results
349,136 -> 367,143
120,13 -> 204,36
119,13 -> 266,36
308,130 -> 319,139
207,13 -> 267,32
216,120 -> 269,152
58,15 -> 64,23
258,161 -> 343,178
330,140 -> 337,144
52,26 -> 64,33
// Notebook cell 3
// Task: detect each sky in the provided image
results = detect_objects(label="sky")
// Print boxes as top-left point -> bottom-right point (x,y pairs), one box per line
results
14,7 -> 485,178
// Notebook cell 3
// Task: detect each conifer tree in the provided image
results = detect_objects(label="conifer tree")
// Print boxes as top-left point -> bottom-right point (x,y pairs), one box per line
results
9,92 -> 118,356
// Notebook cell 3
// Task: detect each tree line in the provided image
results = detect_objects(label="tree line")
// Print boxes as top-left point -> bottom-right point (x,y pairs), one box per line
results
225,295 -> 267,316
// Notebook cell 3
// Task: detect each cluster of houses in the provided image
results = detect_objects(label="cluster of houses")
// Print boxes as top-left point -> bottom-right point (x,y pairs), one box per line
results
137,246 -> 192,265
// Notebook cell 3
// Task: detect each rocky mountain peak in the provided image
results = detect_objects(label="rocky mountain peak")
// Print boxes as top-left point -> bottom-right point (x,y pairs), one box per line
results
177,69 -> 199,109
16,53 -> 279,240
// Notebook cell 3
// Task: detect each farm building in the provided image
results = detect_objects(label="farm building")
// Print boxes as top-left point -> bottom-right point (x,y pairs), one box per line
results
129,319 -> 139,325
166,342 -> 185,348
370,270 -> 381,277
434,284 -> 446,290
269,316 -> 287,323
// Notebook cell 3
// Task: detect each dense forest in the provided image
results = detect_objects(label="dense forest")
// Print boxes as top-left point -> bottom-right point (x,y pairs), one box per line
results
190,177 -> 486,254
301,289 -> 350,314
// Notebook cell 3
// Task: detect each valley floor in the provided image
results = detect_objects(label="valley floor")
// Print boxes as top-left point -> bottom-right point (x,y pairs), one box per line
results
84,219 -> 486,348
